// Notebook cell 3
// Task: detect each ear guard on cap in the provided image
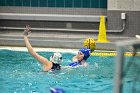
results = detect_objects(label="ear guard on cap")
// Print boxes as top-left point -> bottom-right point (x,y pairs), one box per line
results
50,52 -> 62,64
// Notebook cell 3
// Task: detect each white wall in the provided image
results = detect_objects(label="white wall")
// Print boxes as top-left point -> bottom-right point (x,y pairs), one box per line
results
108,0 -> 140,11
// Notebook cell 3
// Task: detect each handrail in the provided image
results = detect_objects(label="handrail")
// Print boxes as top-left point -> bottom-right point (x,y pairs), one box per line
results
107,20 -> 126,32
0,27 -> 98,32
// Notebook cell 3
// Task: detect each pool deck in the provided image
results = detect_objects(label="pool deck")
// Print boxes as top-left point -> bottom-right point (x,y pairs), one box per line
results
0,30 -> 137,51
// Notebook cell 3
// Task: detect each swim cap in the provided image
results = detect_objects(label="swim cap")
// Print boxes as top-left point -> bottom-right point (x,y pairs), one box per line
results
79,48 -> 91,60
50,88 -> 65,93
50,52 -> 62,64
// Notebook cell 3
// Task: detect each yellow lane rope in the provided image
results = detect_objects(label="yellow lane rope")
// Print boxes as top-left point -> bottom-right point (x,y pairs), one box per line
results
90,52 -> 140,56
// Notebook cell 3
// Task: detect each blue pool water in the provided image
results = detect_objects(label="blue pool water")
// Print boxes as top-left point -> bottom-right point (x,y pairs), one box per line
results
0,49 -> 140,93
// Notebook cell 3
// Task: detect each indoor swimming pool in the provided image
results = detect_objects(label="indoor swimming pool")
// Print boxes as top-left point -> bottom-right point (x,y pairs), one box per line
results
0,47 -> 139,93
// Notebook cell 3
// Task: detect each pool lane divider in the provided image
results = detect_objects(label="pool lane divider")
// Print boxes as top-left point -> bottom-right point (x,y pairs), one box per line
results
90,52 -> 140,56
0,47 -> 139,56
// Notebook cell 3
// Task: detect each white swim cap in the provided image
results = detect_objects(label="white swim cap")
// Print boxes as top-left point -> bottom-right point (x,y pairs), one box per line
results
50,52 -> 62,64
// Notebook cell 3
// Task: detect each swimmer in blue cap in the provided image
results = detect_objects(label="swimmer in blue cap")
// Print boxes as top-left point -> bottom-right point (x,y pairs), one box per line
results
69,48 -> 91,67
23,25 -> 62,71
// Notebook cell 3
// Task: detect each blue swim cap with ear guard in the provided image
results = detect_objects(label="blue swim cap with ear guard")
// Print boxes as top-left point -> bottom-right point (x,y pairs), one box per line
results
79,48 -> 91,61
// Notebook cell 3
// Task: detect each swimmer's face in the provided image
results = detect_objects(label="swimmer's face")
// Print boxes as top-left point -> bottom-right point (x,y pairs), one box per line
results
77,51 -> 84,61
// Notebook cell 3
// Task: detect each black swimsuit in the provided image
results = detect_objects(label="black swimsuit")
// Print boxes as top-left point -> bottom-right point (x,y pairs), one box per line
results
51,63 -> 61,71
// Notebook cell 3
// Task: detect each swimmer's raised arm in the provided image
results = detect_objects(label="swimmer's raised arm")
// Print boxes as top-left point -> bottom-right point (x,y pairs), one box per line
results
23,25 -> 52,70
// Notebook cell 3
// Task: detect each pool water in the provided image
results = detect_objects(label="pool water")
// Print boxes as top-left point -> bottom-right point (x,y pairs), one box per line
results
0,49 -> 140,93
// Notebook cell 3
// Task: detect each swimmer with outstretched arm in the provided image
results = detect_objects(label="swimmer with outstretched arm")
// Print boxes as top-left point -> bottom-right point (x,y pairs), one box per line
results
24,25 -> 63,71
23,25 -> 91,71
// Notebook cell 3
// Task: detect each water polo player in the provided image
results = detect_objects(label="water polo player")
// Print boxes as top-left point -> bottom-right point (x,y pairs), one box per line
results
23,25 -> 63,71
69,48 -> 91,67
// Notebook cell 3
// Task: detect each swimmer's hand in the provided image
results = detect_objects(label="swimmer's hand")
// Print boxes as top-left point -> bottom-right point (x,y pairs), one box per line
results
24,25 -> 31,36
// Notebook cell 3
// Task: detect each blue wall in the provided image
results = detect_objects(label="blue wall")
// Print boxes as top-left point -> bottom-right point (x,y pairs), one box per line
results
0,0 -> 107,8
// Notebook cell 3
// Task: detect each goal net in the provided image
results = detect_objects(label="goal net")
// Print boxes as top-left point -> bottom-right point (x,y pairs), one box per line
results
114,39 -> 140,93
